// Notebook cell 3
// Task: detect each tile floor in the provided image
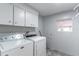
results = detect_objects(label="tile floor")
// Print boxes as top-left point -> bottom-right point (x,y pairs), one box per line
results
47,49 -> 70,56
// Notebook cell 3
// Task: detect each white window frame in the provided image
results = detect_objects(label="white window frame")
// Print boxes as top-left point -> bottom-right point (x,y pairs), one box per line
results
56,19 -> 73,32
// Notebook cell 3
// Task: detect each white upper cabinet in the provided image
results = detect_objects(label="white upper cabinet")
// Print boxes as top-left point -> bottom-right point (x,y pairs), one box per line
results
14,5 -> 25,26
32,12 -> 38,27
25,8 -> 38,27
0,3 -> 38,27
26,10 -> 34,27
0,4 -> 13,25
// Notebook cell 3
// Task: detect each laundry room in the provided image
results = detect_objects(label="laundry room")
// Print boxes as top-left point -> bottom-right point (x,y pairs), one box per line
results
0,1 -> 79,57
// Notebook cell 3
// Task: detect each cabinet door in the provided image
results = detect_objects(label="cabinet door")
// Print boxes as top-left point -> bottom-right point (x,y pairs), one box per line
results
32,14 -> 38,27
26,11 -> 33,27
26,9 -> 38,27
0,3 -> 13,25
14,6 -> 25,26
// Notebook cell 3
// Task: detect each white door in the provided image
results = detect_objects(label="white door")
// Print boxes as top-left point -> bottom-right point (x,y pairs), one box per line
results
26,11 -> 33,27
25,9 -> 38,27
32,14 -> 38,27
0,3 -> 13,25
14,6 -> 25,26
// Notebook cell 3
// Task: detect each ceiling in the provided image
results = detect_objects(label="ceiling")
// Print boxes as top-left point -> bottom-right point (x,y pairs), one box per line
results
27,3 -> 78,16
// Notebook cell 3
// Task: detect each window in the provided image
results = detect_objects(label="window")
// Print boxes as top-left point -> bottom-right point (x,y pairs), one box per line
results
56,19 -> 73,32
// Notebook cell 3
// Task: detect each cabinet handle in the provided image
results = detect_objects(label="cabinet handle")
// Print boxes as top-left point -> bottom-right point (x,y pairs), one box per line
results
31,24 -> 34,26
8,20 -> 11,23
20,46 -> 24,49
5,54 -> 9,56
15,22 -> 17,24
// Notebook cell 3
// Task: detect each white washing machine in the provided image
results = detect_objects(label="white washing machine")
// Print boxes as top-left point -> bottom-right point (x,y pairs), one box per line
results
0,33 -> 33,56
27,36 -> 46,56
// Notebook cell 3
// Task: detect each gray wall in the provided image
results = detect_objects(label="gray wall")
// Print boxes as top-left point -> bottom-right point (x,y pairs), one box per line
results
0,25 -> 35,33
38,16 -> 43,32
35,16 -> 44,36
43,10 -> 79,55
